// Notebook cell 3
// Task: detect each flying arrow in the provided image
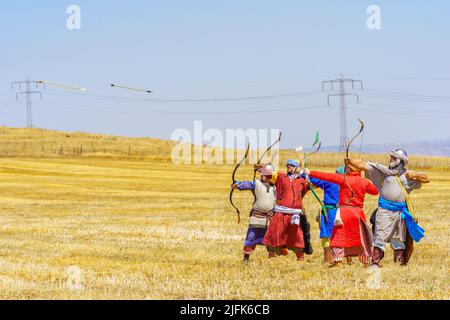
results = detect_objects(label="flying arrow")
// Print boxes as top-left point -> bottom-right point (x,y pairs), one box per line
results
36,80 -> 87,92
110,83 -> 153,94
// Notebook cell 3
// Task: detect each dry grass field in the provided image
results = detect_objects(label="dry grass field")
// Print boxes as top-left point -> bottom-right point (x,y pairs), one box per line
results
0,127 -> 448,299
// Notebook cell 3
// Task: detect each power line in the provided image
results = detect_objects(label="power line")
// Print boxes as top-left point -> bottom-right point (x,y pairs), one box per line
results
359,102 -> 450,116
349,106 -> 450,119
0,100 -> 19,109
345,74 -> 450,82
148,74 -> 341,88
37,99 -> 332,115
0,89 -> 14,98
363,89 -> 450,100
358,91 -> 450,104
0,101 -> 20,118
43,87 -> 324,103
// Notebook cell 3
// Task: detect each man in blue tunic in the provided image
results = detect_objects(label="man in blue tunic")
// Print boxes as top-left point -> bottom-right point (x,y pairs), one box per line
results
301,166 -> 344,263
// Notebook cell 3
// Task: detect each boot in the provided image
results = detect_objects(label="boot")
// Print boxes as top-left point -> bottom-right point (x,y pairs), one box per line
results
329,260 -> 343,268
243,254 -> 250,262
323,247 -> 332,263
345,256 -> 353,265
295,250 -> 305,261
371,247 -> 384,267
394,249 -> 407,266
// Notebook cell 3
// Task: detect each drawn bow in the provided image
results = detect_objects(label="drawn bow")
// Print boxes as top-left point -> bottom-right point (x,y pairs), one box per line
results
344,119 -> 365,203
251,132 -> 282,202
229,143 -> 250,224
297,132 -> 328,220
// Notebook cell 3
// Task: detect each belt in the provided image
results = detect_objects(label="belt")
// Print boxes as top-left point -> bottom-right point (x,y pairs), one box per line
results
250,210 -> 270,218
338,204 -> 363,209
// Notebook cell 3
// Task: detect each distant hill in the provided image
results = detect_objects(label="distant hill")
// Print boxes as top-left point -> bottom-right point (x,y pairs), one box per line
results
0,126 -> 175,159
318,139 -> 450,157
0,126 -> 448,169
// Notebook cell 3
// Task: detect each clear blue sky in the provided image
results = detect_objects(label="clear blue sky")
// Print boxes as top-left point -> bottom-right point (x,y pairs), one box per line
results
0,1 -> 449,148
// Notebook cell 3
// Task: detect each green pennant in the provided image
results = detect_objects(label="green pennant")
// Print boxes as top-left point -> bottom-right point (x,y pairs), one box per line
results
313,131 -> 320,147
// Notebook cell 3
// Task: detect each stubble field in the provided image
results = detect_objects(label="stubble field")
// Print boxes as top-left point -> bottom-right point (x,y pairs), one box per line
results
0,156 -> 448,299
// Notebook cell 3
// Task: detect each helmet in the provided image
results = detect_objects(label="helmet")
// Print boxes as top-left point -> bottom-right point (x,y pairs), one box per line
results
390,149 -> 409,165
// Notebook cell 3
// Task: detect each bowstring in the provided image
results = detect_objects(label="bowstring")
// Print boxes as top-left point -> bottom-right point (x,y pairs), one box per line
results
358,129 -> 365,159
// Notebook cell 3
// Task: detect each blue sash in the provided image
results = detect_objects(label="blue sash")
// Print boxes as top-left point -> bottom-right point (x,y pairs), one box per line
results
378,198 -> 425,242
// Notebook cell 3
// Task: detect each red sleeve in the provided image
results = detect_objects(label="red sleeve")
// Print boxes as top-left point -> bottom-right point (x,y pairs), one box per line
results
309,171 -> 345,186
364,179 -> 379,195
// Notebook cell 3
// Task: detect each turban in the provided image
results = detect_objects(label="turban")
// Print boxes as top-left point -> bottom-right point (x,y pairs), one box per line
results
286,159 -> 299,168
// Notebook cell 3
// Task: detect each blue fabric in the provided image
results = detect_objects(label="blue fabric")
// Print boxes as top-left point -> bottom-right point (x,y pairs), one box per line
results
336,166 -> 346,174
378,198 -> 425,242
244,227 -> 267,246
320,207 -> 337,238
301,173 -> 339,239
235,180 -> 255,191
301,174 -> 340,207
286,159 -> 299,168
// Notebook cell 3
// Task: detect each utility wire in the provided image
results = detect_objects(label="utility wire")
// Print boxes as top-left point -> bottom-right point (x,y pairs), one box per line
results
359,102 -> 450,115
345,74 -> 450,82
0,100 -> 18,109
37,99 -> 332,115
363,89 -> 450,100
0,102 -> 20,117
147,74 -> 341,88
349,105 -> 450,119
358,91 -> 450,105
43,87 -> 324,103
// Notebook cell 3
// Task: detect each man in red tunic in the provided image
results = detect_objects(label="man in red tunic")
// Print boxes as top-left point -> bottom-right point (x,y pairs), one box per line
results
304,164 -> 379,267
261,159 -> 309,261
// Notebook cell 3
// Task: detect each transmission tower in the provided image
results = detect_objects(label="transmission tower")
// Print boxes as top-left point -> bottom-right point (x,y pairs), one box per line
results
322,74 -> 364,151
11,77 -> 43,128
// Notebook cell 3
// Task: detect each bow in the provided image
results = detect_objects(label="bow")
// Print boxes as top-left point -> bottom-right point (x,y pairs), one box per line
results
304,131 -> 321,167
297,131 -> 328,220
251,132 -> 282,202
344,119 -> 365,204
230,143 -> 250,224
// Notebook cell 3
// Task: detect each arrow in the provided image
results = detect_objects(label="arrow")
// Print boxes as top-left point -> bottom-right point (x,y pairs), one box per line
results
36,80 -> 87,92
110,83 -> 152,94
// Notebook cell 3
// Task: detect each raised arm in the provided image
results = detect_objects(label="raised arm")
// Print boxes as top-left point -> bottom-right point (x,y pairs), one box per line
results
301,173 -> 332,190
232,180 -> 256,191
406,171 -> 430,184
307,170 -> 346,186
345,157 -> 367,172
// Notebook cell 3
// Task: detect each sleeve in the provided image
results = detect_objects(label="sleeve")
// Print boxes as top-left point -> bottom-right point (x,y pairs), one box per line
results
364,162 -> 385,189
235,180 -> 256,191
302,173 -> 329,190
364,179 -> 379,195
272,172 -> 285,197
405,172 -> 422,190
309,171 -> 345,186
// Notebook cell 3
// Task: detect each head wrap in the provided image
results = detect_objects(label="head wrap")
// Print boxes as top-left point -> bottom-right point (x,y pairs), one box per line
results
286,159 -> 299,168
259,165 -> 273,176
335,166 -> 346,174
